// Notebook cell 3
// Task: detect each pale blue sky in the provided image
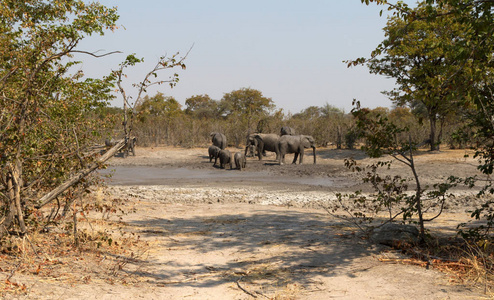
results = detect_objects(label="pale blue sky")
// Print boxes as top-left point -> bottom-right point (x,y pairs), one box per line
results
76,1 -> 416,114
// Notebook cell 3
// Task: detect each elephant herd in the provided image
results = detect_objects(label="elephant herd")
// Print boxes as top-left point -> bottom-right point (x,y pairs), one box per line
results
208,127 -> 316,170
208,132 -> 246,170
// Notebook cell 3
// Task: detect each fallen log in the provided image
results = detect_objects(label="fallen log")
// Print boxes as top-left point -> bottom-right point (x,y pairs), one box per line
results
35,138 -> 126,209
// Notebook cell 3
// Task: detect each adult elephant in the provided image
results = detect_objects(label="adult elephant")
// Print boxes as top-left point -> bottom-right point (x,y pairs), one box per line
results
252,133 -> 280,161
278,135 -> 316,165
210,132 -> 227,150
280,126 -> 296,136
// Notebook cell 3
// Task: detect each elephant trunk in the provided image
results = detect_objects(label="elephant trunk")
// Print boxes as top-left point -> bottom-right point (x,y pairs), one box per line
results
312,147 -> 316,164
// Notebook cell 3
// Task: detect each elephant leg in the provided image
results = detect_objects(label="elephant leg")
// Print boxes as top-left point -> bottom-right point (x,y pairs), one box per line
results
292,153 -> 299,164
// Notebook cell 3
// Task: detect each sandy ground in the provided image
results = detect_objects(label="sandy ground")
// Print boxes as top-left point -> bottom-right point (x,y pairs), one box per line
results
3,146 -> 491,299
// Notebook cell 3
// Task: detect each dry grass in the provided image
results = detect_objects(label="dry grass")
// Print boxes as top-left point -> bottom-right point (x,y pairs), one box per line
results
223,262 -> 304,299
378,236 -> 494,296
0,215 -> 150,298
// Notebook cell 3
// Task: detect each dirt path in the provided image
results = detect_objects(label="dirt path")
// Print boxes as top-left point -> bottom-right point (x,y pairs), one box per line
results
3,146 -> 489,299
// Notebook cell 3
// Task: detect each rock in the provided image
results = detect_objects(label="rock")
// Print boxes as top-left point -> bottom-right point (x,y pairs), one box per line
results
371,223 -> 420,247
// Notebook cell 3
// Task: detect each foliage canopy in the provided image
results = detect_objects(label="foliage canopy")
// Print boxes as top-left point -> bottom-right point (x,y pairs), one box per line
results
0,0 -> 119,239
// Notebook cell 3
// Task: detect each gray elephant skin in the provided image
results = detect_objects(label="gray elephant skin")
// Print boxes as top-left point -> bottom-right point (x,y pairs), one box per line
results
278,135 -> 316,165
211,132 -> 227,150
218,149 -> 232,169
252,133 -> 280,161
234,152 -> 247,170
244,134 -> 259,157
280,126 -> 296,136
208,145 -> 221,166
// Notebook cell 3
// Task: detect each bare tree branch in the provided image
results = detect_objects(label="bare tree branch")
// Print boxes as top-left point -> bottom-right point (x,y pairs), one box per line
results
71,50 -> 122,58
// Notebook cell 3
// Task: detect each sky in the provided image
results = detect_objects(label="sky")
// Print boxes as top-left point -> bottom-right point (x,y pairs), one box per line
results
76,0 -> 416,114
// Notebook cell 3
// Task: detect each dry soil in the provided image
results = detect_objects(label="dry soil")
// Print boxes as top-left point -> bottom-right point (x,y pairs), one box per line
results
3,146 -> 491,299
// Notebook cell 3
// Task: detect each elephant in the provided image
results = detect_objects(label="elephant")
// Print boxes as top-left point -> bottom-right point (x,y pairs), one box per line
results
280,126 -> 296,136
278,135 -> 316,165
218,149 -> 232,169
234,152 -> 247,170
244,134 -> 259,157
208,145 -> 221,166
124,136 -> 137,157
252,133 -> 280,161
210,132 -> 227,150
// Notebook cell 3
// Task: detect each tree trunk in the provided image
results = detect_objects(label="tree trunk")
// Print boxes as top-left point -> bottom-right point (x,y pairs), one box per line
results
336,125 -> 342,149
0,171 -> 19,239
0,162 -> 27,240
437,116 -> 445,151
35,138 -> 127,209
12,162 -> 26,234
428,113 -> 438,151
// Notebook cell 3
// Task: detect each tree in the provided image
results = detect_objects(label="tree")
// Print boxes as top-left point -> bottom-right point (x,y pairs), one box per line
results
388,106 -> 428,144
220,88 -> 274,145
293,104 -> 347,147
135,92 -> 183,145
220,88 -> 274,128
293,106 -> 322,120
137,92 -> 182,121
185,94 -> 219,119
361,0 -> 494,239
326,101 -> 460,242
353,2 -> 471,151
324,106 -> 349,149
0,1 -> 119,239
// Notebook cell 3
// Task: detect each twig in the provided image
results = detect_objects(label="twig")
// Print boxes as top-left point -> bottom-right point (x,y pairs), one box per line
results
24,235 -> 41,259
236,276 -> 257,298
78,196 -> 93,232
6,260 -> 22,281
255,291 -> 270,299
73,208 -> 78,247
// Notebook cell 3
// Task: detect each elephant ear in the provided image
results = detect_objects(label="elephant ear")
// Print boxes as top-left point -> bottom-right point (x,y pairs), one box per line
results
302,136 -> 311,147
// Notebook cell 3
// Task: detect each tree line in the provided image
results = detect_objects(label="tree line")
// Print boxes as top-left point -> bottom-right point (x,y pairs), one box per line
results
111,88 -> 471,151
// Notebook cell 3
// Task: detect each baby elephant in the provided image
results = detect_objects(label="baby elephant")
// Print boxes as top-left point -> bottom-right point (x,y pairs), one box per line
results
208,145 -> 221,166
218,149 -> 232,169
234,152 -> 246,170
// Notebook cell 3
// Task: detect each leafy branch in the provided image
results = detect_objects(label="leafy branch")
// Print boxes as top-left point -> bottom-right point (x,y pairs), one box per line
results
111,46 -> 192,138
